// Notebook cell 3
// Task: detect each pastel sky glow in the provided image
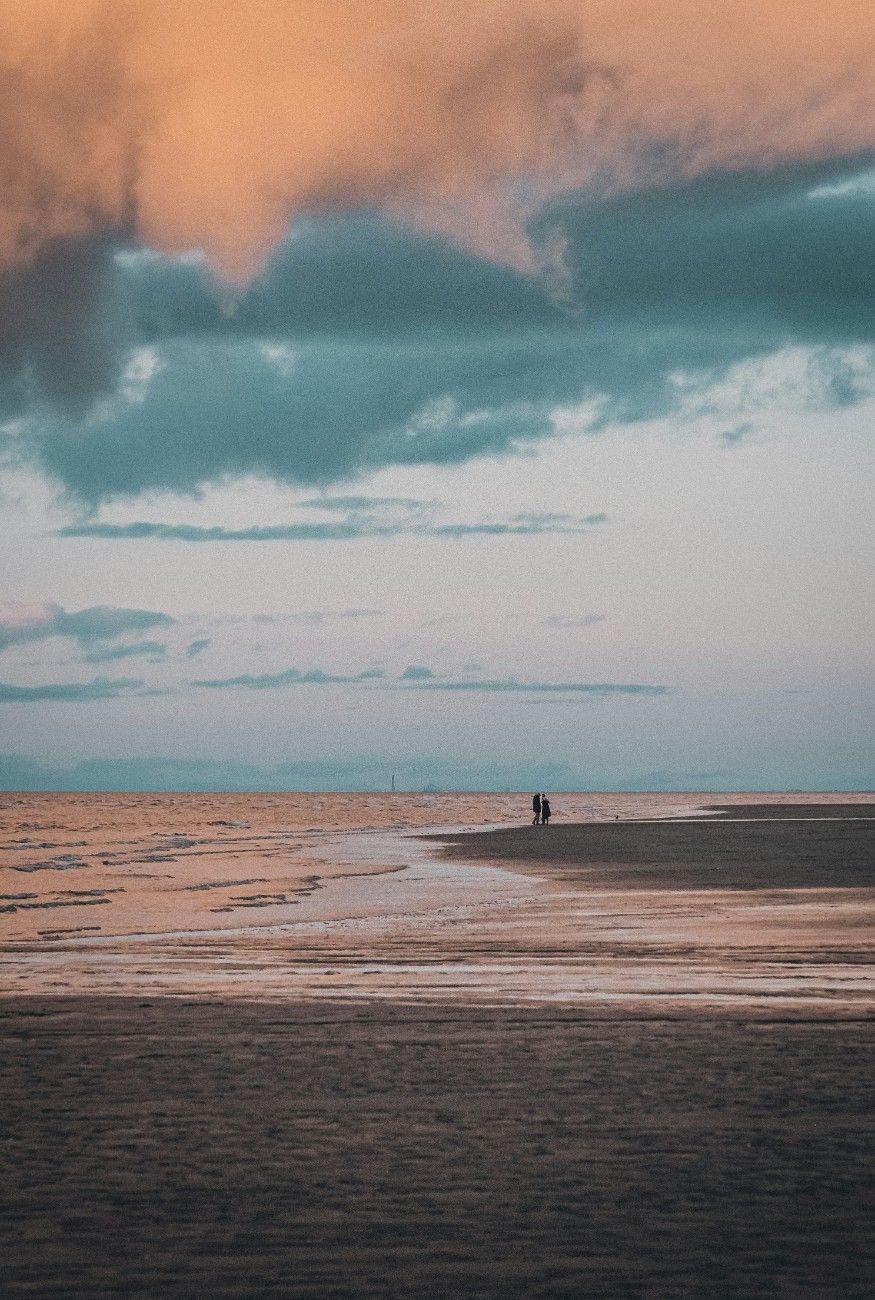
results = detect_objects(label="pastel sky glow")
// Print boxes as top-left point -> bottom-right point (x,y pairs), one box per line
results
0,2 -> 872,790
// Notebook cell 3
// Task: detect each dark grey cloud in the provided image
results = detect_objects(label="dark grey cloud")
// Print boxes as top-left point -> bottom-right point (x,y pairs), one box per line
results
82,639 -> 167,663
192,667 -> 385,690
118,215 -> 559,352
0,238 -> 127,421
185,638 -> 211,658
0,602 -> 174,652
0,676 -> 143,703
404,678 -> 669,695
4,157 -> 873,504
539,162 -> 874,346
56,503 -> 607,542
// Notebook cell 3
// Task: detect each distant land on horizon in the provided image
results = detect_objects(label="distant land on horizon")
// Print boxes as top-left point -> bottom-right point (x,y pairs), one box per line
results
0,753 -> 871,796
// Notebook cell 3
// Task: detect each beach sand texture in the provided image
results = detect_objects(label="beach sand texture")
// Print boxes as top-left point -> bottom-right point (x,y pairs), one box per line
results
2,998 -> 872,1298
1,792 -> 873,1296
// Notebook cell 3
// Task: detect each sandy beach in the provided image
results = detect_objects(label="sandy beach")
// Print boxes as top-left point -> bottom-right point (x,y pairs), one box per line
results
1,997 -> 872,1299
429,804 -> 875,889
2,794 -> 871,1010
1,793 -> 873,1296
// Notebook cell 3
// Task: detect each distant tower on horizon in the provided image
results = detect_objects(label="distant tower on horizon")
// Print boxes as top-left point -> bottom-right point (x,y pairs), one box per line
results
391,772 -> 395,792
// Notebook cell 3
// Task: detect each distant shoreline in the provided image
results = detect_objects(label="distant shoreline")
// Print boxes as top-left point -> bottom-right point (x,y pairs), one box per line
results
2,785 -> 873,795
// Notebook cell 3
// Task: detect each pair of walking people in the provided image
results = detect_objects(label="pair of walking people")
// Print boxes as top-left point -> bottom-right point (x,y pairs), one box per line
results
531,793 -> 551,825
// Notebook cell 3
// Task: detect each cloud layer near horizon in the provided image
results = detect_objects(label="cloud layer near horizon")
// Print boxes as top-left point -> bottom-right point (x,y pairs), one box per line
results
3,1 -> 872,281
58,503 -> 608,542
0,676 -> 144,702
191,668 -> 669,696
0,646 -> 671,701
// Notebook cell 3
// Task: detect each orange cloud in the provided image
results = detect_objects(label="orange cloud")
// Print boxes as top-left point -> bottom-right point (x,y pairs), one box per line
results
2,1 -> 872,279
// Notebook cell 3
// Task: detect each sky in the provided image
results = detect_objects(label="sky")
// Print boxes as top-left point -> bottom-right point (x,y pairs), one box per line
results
0,1 -> 872,791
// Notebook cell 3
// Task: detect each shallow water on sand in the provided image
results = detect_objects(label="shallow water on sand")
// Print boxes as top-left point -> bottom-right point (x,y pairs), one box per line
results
1,791 -> 873,1011
0,790 -> 725,945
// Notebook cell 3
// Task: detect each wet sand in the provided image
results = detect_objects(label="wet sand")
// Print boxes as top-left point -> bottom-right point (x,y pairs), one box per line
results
2,794 -> 873,1295
429,803 -> 875,890
2,997 -> 872,1299
3,795 -> 872,1009
0,790 -> 607,946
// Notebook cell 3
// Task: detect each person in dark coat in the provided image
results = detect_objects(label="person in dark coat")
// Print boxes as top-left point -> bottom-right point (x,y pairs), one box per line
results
540,796 -> 552,825
532,793 -> 542,825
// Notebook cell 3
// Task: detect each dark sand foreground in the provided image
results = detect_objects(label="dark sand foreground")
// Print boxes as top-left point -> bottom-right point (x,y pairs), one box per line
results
1,998 -> 873,1299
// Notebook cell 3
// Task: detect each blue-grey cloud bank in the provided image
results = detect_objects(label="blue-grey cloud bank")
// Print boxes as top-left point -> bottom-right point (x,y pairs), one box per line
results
3,158 -> 871,505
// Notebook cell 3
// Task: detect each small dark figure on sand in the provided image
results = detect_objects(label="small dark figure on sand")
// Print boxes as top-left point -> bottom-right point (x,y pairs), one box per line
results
540,796 -> 551,825
532,793 -> 542,825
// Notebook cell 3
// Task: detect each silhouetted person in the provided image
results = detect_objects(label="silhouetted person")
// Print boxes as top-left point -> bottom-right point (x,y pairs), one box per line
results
532,793 -> 542,825
541,796 -> 552,825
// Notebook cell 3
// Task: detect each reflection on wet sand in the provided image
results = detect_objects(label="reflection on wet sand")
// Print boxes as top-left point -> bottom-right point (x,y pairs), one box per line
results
2,793 -> 872,1013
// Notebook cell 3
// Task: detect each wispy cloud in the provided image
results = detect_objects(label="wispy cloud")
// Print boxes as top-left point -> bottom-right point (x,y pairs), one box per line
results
56,502 -> 608,543
82,640 -> 167,663
545,614 -> 606,629
192,667 -> 385,690
433,513 -> 607,537
193,663 -> 669,695
400,665 -> 435,680
299,496 -> 426,514
0,677 -> 145,703
403,678 -> 670,696
185,638 -> 211,658
253,609 -> 385,625
57,521 -> 392,542
721,423 -> 753,446
0,601 -> 174,652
